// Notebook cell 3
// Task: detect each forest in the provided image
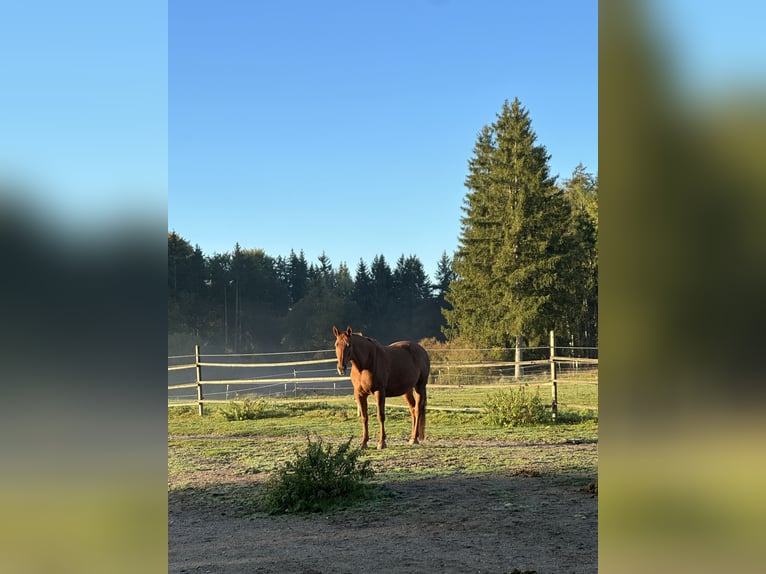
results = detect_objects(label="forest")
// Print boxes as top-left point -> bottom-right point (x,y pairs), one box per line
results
168,236 -> 452,354
169,99 -> 598,356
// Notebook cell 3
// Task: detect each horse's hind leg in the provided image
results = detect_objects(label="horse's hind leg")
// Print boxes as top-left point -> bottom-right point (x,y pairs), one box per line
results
415,385 -> 426,441
404,391 -> 418,444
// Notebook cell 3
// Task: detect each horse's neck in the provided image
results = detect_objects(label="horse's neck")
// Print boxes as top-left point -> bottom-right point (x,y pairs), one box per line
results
350,335 -> 373,367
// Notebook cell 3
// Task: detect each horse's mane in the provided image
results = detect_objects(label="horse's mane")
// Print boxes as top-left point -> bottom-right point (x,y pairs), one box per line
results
352,331 -> 380,346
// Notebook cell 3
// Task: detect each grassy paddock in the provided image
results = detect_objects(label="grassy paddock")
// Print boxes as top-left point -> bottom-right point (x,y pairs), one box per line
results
169,383 -> 597,513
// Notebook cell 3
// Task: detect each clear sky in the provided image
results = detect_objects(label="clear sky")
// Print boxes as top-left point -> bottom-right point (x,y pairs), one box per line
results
168,0 -> 598,279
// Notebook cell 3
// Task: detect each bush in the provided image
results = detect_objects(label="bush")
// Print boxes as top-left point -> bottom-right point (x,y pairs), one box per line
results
218,396 -> 265,421
483,385 -> 549,427
262,436 -> 374,514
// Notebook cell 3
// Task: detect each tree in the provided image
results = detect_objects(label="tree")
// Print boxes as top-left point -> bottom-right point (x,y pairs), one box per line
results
206,252 -> 233,349
429,251 -> 456,342
390,254 -> 434,340
286,249 -> 309,305
282,256 -> 361,350
560,164 -> 598,346
434,251 -> 456,302
336,262 -> 354,297
444,98 -> 573,348
349,259 -> 372,331
230,245 -> 290,352
168,232 -> 208,337
369,255 -> 395,340
392,255 -> 432,308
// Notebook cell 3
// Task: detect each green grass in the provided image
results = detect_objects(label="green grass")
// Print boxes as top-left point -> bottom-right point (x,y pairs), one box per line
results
169,383 -> 597,507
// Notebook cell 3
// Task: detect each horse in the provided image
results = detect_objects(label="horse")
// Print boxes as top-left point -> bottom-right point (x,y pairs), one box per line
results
333,325 -> 430,450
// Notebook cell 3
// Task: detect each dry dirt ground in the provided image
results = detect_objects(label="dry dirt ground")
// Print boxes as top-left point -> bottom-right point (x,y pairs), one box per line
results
169,453 -> 597,574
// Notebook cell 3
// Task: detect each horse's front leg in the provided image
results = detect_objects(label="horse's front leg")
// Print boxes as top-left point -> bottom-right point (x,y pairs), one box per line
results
356,393 -> 369,449
374,390 -> 387,450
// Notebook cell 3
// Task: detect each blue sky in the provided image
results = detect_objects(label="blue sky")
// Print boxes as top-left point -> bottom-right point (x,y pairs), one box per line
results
168,0 -> 598,279
4,2 -> 764,281
1,1 -> 596,279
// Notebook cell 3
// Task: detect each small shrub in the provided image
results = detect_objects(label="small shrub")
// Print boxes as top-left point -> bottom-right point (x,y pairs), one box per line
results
262,436 -> 374,514
218,396 -> 265,421
483,385 -> 549,427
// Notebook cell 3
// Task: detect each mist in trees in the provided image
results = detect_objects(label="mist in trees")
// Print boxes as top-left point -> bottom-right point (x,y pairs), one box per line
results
168,235 -> 451,354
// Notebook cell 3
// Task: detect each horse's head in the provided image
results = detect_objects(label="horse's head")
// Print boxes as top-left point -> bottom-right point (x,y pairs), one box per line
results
332,325 -> 354,376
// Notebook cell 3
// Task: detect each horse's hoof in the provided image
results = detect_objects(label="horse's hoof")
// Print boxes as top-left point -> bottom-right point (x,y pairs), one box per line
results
377,442 -> 386,450
359,442 -> 368,450
408,438 -> 419,445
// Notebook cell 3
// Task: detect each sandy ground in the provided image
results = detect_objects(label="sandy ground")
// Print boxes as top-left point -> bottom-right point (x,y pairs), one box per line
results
169,469 -> 597,574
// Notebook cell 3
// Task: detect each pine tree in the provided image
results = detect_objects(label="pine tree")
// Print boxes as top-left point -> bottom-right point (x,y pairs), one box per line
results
444,98 -> 572,348
286,249 -> 309,305
561,165 -> 598,346
336,262 -> 354,296
434,251 -> 456,302
352,259 -> 373,319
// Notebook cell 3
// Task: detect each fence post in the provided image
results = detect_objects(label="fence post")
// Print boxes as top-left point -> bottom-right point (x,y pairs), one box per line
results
195,344 -> 204,416
514,335 -> 523,380
549,330 -> 557,422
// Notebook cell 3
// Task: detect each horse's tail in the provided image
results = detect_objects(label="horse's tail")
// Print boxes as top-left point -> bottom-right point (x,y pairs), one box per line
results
419,394 -> 427,440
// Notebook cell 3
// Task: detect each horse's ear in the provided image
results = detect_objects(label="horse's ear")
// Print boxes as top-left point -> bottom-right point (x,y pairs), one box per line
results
346,326 -> 353,336
333,326 -> 339,336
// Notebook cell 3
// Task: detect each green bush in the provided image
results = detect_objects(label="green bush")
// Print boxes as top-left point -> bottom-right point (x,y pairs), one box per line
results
218,396 -> 266,421
483,385 -> 549,427
262,436 -> 374,514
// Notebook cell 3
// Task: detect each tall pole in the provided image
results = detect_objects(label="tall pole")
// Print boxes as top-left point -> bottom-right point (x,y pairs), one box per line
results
550,330 -> 558,422
234,280 -> 240,353
514,335 -> 523,380
195,344 -> 204,416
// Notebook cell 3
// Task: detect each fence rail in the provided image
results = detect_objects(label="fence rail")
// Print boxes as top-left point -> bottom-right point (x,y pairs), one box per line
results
168,330 -> 597,418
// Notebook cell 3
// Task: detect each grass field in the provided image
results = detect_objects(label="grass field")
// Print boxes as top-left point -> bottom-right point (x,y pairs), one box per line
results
168,379 -> 598,503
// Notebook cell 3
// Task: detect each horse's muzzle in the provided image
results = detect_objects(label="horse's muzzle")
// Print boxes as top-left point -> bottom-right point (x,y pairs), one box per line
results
337,364 -> 347,376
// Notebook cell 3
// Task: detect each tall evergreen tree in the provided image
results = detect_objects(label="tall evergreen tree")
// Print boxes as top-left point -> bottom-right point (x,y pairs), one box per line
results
561,164 -> 598,346
286,249 -> 309,304
434,251 -> 456,302
336,262 -> 354,296
444,98 -> 572,348
390,254 -> 433,340
392,254 -> 432,307
369,254 -> 394,339
309,252 -> 334,291
167,232 -> 208,337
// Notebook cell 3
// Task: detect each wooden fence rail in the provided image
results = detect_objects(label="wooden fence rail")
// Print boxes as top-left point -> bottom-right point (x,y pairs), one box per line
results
168,330 -> 597,417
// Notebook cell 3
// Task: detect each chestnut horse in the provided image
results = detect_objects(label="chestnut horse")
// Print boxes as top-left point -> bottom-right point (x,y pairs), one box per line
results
333,326 -> 430,449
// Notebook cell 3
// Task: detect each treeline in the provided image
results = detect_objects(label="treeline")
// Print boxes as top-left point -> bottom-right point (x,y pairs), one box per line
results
168,235 -> 454,354
169,98 -> 598,356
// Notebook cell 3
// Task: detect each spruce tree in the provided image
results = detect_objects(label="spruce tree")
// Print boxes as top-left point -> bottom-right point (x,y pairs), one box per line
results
561,164 -> 598,346
434,251 -> 456,302
444,98 -> 572,348
286,249 -> 309,305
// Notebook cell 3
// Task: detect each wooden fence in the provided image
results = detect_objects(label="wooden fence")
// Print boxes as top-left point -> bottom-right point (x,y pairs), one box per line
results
168,330 -> 597,419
